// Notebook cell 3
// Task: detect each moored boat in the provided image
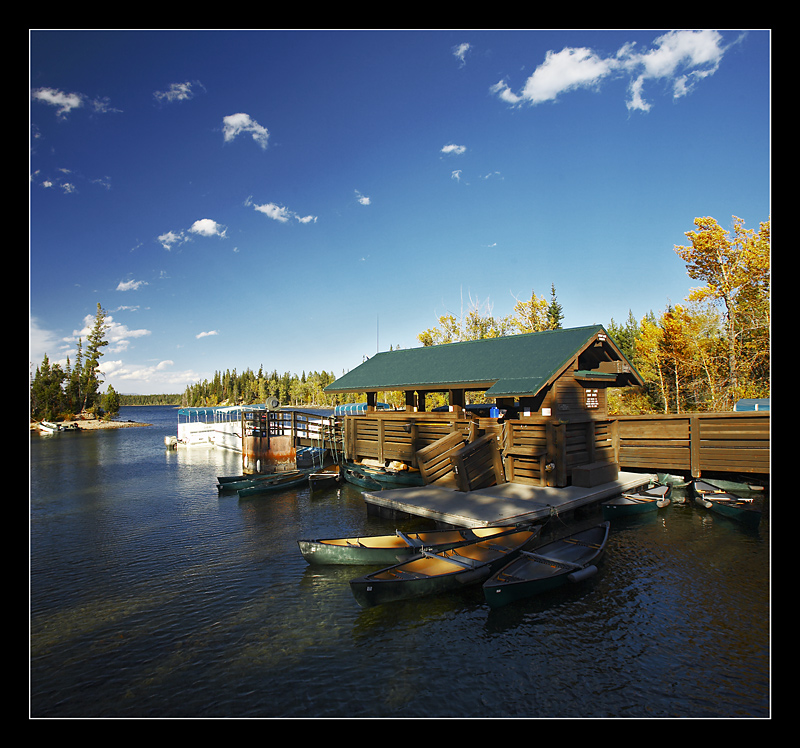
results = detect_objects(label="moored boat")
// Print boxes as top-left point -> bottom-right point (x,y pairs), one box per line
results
39,420 -> 62,433
691,480 -> 762,527
482,522 -> 610,608
237,469 -> 313,499
217,471 -> 282,492
349,526 -> 541,608
299,524 -> 532,566
353,462 -> 425,488
602,484 -> 671,519
341,465 -> 383,490
308,469 -> 341,492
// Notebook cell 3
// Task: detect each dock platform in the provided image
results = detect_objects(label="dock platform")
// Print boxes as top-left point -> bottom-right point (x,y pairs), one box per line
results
362,472 -> 651,528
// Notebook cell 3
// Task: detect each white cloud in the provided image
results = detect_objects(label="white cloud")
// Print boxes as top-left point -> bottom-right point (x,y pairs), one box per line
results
491,30 -> 732,112
252,201 -> 317,224
189,219 -> 227,238
116,279 -> 148,292
355,190 -> 371,206
254,202 -> 291,222
222,113 -> 270,149
30,86 -> 120,117
196,330 -> 219,339
31,87 -> 85,117
100,358 -> 201,392
158,219 -> 226,250
453,43 -> 471,66
29,316 -> 63,366
62,313 -> 151,357
154,81 -> 204,103
157,230 -> 187,251
441,144 -> 467,155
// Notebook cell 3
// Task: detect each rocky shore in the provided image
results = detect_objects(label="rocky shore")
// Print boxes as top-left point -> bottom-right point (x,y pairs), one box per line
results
30,416 -> 151,431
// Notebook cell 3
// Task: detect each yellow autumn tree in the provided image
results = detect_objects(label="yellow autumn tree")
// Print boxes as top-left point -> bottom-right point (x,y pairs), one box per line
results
674,216 -> 770,405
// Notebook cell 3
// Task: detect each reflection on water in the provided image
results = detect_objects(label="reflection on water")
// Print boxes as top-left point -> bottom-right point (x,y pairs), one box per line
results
30,407 -> 770,718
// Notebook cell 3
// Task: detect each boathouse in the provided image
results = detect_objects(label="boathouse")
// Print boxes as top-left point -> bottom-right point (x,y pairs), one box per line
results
324,325 -> 644,489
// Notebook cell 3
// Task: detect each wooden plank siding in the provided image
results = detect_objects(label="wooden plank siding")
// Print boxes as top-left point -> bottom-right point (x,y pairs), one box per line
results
342,410 -> 769,485
613,412 -> 770,478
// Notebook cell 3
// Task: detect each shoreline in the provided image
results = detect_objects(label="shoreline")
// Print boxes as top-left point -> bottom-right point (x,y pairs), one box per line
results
30,417 -> 152,432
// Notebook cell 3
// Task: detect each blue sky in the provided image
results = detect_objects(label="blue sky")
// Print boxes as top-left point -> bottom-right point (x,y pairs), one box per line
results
29,29 -> 771,396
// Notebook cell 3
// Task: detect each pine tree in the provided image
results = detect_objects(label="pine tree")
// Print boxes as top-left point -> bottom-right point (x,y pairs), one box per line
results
30,354 -> 65,421
102,384 -> 121,416
82,304 -> 109,413
546,284 -> 563,329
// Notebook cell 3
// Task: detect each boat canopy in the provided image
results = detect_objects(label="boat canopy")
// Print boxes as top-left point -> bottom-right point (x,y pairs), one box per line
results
333,403 -> 393,416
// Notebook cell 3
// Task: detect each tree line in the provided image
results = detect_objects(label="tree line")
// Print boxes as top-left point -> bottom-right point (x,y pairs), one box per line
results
410,215 -> 770,414
608,215 -> 770,413
29,303 -> 121,422
181,368 -> 347,408
30,215 -> 769,420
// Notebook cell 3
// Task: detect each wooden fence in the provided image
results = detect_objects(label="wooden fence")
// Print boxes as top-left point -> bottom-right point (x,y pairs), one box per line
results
341,410 -> 769,486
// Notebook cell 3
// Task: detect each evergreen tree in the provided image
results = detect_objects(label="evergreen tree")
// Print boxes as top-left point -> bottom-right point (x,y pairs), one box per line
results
546,284 -> 564,329
65,339 -> 83,413
102,384 -> 121,416
30,354 -> 65,421
81,304 -> 109,413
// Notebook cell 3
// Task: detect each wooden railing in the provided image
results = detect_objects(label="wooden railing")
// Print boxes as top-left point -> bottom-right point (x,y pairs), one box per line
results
612,411 -> 770,478
341,409 -> 769,486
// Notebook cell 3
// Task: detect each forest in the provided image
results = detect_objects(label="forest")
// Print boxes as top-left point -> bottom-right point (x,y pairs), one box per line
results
30,215 -> 770,420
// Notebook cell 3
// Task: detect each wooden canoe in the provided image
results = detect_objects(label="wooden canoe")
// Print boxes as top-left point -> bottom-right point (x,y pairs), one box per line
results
236,469 -> 313,499
354,463 -> 425,487
341,465 -> 383,490
308,469 -> 341,492
602,484 -> 671,519
299,524 -> 533,566
349,526 -> 542,608
217,472 -> 283,492
691,480 -> 762,527
483,522 -> 610,608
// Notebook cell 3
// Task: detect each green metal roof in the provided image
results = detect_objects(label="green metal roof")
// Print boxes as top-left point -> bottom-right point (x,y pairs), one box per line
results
325,325 -> 641,398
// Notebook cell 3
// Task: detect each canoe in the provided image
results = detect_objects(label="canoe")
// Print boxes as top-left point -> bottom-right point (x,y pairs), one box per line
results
691,480 -> 762,527
217,472 -> 283,491
351,462 -> 426,488
217,473 -> 272,486
349,526 -> 542,608
602,484 -> 671,519
237,469 -> 313,499
308,470 -> 341,492
482,522 -> 610,608
299,524 -> 533,566
341,465 -> 383,490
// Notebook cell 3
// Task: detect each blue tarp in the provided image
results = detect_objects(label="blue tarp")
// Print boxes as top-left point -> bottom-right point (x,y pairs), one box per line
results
734,398 -> 770,412
333,403 -> 393,415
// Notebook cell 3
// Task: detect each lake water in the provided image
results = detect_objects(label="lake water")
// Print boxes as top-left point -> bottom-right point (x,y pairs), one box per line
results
30,406 -> 770,718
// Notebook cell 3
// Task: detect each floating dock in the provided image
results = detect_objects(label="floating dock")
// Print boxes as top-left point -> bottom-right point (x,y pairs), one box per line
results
362,472 -> 651,528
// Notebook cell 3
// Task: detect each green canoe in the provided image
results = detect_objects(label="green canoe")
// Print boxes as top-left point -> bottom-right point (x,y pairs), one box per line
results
298,524 -> 532,566
349,526 -> 542,608
236,469 -> 313,499
691,480 -> 763,527
602,484 -> 671,519
482,522 -> 610,608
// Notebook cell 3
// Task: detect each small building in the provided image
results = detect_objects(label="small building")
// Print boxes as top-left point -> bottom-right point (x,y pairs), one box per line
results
325,324 -> 642,418
324,325 -> 644,488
